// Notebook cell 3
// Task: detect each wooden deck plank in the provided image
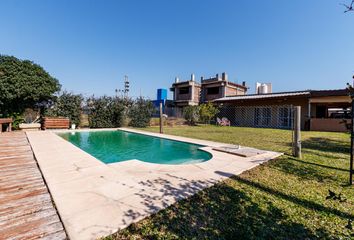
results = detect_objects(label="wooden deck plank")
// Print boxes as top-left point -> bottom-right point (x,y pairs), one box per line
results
0,132 -> 67,240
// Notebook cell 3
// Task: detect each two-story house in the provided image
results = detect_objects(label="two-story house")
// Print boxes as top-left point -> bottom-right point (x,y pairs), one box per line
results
169,72 -> 248,116
170,74 -> 201,108
201,72 -> 247,102
170,72 -> 247,105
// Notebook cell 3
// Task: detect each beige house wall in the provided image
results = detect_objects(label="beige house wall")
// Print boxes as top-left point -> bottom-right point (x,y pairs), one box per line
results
310,118 -> 350,132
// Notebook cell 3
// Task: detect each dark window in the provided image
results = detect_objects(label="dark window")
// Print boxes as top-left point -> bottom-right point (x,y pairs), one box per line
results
179,87 -> 189,94
316,106 -> 327,118
254,107 -> 271,127
278,107 -> 292,128
207,87 -> 219,95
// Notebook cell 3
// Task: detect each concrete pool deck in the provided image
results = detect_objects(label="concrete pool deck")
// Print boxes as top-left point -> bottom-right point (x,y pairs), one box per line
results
26,128 -> 282,240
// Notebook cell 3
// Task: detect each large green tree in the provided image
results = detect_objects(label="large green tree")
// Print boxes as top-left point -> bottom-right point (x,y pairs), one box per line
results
0,55 -> 61,116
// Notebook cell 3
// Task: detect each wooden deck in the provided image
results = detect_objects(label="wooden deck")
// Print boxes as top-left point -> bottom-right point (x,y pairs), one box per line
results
0,132 -> 67,240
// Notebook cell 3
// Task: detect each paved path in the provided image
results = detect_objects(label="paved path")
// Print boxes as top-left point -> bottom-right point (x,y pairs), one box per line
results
0,132 -> 66,240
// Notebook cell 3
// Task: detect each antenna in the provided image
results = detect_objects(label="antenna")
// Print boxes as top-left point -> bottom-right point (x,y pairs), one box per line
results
116,75 -> 130,98
124,75 -> 129,98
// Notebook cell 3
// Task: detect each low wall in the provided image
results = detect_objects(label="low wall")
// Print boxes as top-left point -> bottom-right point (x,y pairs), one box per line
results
310,118 -> 350,132
149,117 -> 186,127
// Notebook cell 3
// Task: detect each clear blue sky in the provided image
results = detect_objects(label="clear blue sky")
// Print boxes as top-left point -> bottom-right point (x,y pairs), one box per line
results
1,0 -> 353,99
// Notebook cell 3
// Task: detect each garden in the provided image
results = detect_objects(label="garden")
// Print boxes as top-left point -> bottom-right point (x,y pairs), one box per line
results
108,125 -> 354,239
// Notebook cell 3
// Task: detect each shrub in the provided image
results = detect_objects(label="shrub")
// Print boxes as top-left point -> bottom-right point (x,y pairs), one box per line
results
183,105 -> 200,125
8,112 -> 24,130
87,96 -> 126,128
45,91 -> 83,126
199,102 -> 219,124
129,97 -> 155,128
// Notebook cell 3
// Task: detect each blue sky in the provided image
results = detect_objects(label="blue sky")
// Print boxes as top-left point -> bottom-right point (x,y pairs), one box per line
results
1,0 -> 353,99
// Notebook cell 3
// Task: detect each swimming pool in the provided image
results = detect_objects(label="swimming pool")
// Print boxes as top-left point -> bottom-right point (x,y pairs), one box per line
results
58,130 -> 212,164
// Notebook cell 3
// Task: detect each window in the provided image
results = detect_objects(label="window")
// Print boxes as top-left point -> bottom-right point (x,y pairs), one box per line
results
278,107 -> 292,128
179,87 -> 189,94
206,87 -> 219,95
254,107 -> 271,127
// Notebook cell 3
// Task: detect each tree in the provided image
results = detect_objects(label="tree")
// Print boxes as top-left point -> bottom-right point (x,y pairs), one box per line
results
0,55 -> 61,116
129,97 -> 155,128
45,91 -> 83,126
87,96 -> 126,128
183,105 -> 200,125
199,102 -> 219,124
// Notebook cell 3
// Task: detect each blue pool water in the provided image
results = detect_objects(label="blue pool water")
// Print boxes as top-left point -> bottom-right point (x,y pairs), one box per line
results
58,130 -> 212,165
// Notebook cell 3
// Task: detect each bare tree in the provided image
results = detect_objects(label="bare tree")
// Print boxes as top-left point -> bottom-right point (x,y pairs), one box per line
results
346,76 -> 354,185
340,0 -> 354,13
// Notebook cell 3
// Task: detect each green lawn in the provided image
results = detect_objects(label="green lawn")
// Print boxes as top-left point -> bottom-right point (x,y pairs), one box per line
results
107,125 -> 353,240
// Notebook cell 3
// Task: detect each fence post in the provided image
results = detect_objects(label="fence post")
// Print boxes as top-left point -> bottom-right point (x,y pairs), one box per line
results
350,92 -> 354,185
159,102 -> 163,134
293,106 -> 302,158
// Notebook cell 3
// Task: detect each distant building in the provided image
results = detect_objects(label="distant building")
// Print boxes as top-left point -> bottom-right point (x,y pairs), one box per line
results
214,89 -> 351,132
201,72 -> 247,102
170,72 -> 248,110
152,88 -> 168,110
169,74 -> 201,108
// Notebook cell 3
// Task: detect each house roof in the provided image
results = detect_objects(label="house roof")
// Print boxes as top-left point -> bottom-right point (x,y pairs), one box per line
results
201,79 -> 247,89
214,91 -> 311,102
214,89 -> 349,102
310,89 -> 348,97
228,81 -> 248,89
171,80 -> 201,88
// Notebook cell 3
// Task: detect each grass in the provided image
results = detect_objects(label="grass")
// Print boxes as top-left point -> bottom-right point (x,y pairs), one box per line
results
107,125 -> 354,240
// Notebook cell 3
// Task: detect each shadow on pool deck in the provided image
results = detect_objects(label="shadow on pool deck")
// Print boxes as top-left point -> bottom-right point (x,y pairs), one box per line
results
120,173 -> 219,226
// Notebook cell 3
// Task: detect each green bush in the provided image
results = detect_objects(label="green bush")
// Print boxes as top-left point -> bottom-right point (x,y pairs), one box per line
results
129,97 -> 155,128
199,102 -> 219,124
45,91 -> 83,126
87,96 -> 126,128
7,112 -> 24,130
183,105 -> 200,125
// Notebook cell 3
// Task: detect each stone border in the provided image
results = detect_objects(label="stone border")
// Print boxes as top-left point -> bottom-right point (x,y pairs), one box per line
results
27,128 -> 282,240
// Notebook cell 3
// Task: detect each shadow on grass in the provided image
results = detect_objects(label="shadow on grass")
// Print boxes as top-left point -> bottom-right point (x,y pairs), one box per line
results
218,173 -> 353,220
302,137 -> 350,154
269,158 -> 345,183
112,173 -> 335,240
289,157 -> 349,173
